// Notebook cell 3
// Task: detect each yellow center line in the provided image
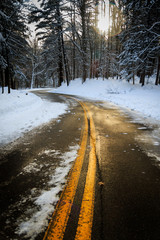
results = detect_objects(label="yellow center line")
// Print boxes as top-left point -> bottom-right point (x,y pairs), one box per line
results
43,102 -> 88,240
75,103 -> 97,240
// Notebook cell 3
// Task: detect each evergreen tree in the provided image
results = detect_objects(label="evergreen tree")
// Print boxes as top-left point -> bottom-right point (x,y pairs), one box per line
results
119,0 -> 160,85
29,0 -> 70,87
0,0 -> 30,93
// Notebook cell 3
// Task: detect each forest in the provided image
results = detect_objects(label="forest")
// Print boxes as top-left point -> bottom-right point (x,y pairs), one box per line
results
0,0 -> 160,93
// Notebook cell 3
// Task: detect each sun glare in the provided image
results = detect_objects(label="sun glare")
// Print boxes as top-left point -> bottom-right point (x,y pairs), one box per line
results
97,1 -> 122,36
97,14 -> 110,33
97,1 -> 110,34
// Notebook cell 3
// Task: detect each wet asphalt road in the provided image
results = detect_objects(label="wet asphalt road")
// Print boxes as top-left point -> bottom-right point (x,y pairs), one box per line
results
0,91 -> 160,240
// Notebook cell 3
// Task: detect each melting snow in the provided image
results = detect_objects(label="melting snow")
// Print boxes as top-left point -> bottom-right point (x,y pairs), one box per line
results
16,145 -> 79,239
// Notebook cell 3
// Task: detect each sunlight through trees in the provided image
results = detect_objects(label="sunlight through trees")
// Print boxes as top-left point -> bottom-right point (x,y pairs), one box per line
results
0,0 -> 160,92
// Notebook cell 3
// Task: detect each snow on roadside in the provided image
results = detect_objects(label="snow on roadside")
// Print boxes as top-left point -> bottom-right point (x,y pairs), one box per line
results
1,78 -> 159,147
0,88 -> 67,146
52,77 -> 160,122
16,144 -> 79,240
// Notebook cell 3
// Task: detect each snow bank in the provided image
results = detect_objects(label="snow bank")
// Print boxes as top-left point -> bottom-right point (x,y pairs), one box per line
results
1,78 -> 160,145
0,88 -> 67,146
53,77 -> 160,121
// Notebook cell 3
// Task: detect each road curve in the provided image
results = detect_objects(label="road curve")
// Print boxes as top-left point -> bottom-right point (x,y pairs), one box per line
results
43,94 -> 160,240
1,92 -> 160,240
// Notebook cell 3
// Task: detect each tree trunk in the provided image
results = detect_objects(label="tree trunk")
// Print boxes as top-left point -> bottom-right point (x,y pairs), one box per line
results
155,56 -> 160,85
140,70 -> 145,86
133,73 -> 135,85
81,0 -> 87,83
61,30 -> 69,86
1,70 -> 5,94
58,6 -> 69,86
31,58 -> 35,89
58,37 -> 64,87
90,50 -> 93,79
71,1 -> 76,80
56,3 -> 64,87
5,67 -> 10,93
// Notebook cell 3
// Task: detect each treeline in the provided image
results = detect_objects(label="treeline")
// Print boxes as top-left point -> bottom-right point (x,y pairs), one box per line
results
119,0 -> 160,86
0,0 -> 49,93
0,0 -> 29,93
0,0 -> 160,93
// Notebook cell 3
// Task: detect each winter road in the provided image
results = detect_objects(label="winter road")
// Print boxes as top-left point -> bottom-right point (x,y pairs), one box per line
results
0,91 -> 160,240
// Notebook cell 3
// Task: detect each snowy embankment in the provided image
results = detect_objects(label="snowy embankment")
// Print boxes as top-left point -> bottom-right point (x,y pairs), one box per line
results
53,77 -> 160,122
0,78 -> 160,146
0,88 -> 67,146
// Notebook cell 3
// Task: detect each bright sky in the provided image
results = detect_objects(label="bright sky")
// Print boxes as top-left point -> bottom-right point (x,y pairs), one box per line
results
28,0 -> 41,39
28,0 -> 119,38
97,0 -> 110,33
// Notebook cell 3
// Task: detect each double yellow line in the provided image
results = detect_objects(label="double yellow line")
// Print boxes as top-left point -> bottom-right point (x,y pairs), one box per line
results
43,101 -> 97,240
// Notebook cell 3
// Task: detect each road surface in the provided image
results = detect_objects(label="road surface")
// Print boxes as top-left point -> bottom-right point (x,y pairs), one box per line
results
0,92 -> 160,240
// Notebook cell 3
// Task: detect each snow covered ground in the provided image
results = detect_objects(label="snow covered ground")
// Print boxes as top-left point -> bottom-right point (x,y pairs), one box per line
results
0,88 -> 67,146
53,77 -> 160,122
1,77 -> 160,146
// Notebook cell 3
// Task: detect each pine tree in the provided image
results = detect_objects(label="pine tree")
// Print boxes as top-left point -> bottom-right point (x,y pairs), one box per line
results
119,0 -> 160,85
29,0 -> 71,87
0,0 -> 30,93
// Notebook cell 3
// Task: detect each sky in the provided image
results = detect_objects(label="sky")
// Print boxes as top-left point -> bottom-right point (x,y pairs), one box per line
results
27,0 -> 116,38
27,0 -> 41,39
